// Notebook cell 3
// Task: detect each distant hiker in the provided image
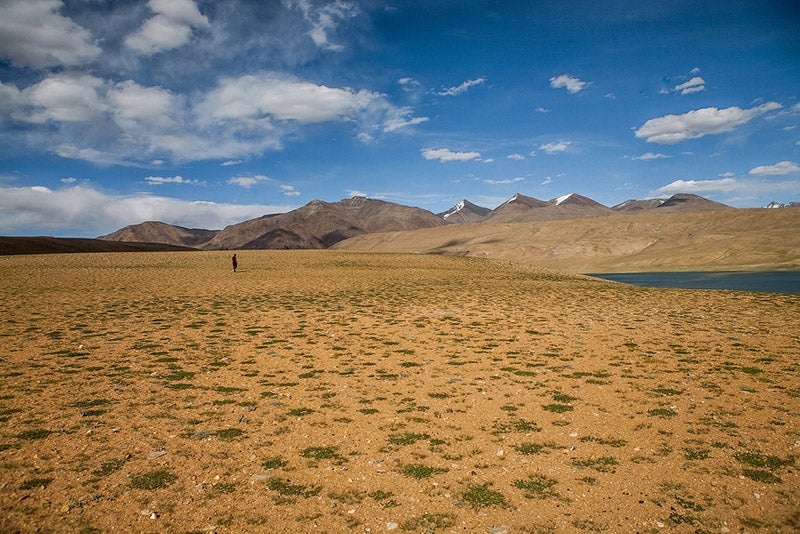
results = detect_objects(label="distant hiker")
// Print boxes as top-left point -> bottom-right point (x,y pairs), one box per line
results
232,253 -> 238,272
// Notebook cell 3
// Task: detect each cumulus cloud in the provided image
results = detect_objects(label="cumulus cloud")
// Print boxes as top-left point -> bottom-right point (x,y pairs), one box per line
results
0,0 -> 101,68
635,102 -> 782,144
2,69 -> 416,164
125,0 -> 210,55
16,73 -> 107,124
748,161 -> 799,176
507,153 -> 524,160
281,185 -> 301,196
539,141 -> 571,154
0,185 -> 290,236
201,72 -> 384,124
107,81 -> 178,128
673,77 -> 706,95
549,74 -> 587,94
285,0 -> 359,51
421,148 -> 481,162
436,77 -> 486,96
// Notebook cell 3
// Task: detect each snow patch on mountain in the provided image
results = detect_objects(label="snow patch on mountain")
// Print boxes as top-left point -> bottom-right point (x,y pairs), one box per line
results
555,193 -> 573,206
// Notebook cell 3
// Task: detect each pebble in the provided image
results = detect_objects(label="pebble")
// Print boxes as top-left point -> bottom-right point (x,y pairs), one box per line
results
147,450 -> 167,460
386,522 -> 399,530
490,527 -> 509,534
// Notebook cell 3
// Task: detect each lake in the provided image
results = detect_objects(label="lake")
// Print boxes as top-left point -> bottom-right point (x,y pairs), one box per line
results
587,271 -> 800,294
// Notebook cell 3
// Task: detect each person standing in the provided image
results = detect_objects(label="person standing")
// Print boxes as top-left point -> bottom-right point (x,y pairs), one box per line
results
232,253 -> 238,272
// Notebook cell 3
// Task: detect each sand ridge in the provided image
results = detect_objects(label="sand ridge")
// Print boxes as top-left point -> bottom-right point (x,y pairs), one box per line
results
0,251 -> 798,533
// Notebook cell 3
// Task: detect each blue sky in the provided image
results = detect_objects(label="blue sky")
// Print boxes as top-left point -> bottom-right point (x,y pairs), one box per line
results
1,0 -> 798,237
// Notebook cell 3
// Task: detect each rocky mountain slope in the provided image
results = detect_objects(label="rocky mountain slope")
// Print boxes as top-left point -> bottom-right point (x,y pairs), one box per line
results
100,221 -> 218,248
200,196 -> 445,250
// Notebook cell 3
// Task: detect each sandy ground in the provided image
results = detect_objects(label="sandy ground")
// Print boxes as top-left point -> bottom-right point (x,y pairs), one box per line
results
0,251 -> 798,533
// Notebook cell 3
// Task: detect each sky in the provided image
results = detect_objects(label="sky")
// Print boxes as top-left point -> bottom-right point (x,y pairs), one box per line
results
1,0 -> 799,237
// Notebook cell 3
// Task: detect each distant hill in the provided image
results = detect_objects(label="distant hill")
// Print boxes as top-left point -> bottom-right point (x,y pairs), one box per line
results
91,192 -> 744,254
200,196 -> 446,250
0,236 -> 195,256
651,193 -> 730,213
439,199 -> 491,224
99,221 -> 218,248
483,193 -> 614,223
333,207 -> 800,273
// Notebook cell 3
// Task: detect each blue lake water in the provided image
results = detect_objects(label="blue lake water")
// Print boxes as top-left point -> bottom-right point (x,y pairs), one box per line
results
587,271 -> 800,294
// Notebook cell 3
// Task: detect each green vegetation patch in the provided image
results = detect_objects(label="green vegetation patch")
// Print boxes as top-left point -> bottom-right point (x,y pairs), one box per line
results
215,428 -> 245,440
514,473 -> 560,499
265,477 -> 321,498
20,478 -> 54,490
461,483 -> 507,508
542,403 -> 573,413
402,463 -> 448,479
130,470 -> 177,490
17,429 -> 51,440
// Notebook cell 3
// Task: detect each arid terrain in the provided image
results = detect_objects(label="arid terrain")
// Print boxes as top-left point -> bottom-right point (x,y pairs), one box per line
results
334,208 -> 800,274
0,251 -> 798,533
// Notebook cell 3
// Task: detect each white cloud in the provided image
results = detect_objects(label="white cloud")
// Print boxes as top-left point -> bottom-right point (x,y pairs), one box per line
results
631,152 -> 670,160
749,161 -> 800,176
398,78 -> 421,92
0,0 -> 101,68
285,0 -> 359,51
282,187 -> 301,197
17,73 -> 107,123
539,141 -> 571,154
201,72 -> 384,124
673,77 -> 706,95
145,175 -> 199,185
540,176 -> 552,185
107,81 -> 178,128
535,107 -> 550,113
382,111 -> 429,132
221,160 -> 242,166
656,178 -> 738,195
655,177 -> 800,199
484,177 -> 525,185
0,185 -> 290,236
228,174 -> 271,189
549,74 -> 587,94
507,153 -> 524,160
421,148 -> 481,162
635,102 -> 782,144
125,0 -> 210,55
436,77 -> 486,96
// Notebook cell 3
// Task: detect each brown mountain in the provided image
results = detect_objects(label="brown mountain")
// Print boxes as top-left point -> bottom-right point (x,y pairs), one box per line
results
99,221 -> 218,248
438,199 -> 492,224
484,193 -> 614,223
201,196 -> 446,250
612,198 -> 667,212
653,193 -> 731,212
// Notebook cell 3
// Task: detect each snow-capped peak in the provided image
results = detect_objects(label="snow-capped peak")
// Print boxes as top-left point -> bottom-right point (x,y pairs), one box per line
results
555,193 -> 573,206
442,200 -> 466,220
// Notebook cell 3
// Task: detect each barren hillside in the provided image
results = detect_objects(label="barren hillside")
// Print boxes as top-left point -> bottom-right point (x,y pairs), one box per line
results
333,208 -> 800,273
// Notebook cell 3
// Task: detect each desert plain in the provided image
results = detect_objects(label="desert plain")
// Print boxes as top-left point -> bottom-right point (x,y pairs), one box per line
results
0,250 -> 798,533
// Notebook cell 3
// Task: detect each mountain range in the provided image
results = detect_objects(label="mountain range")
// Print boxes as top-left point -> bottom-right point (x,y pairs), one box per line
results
99,193 -> 734,250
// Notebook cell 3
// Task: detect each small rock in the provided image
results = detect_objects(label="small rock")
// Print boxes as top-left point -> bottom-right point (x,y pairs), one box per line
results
496,449 -> 504,457
490,527 -> 509,534
147,450 -> 167,460
386,522 -> 399,530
